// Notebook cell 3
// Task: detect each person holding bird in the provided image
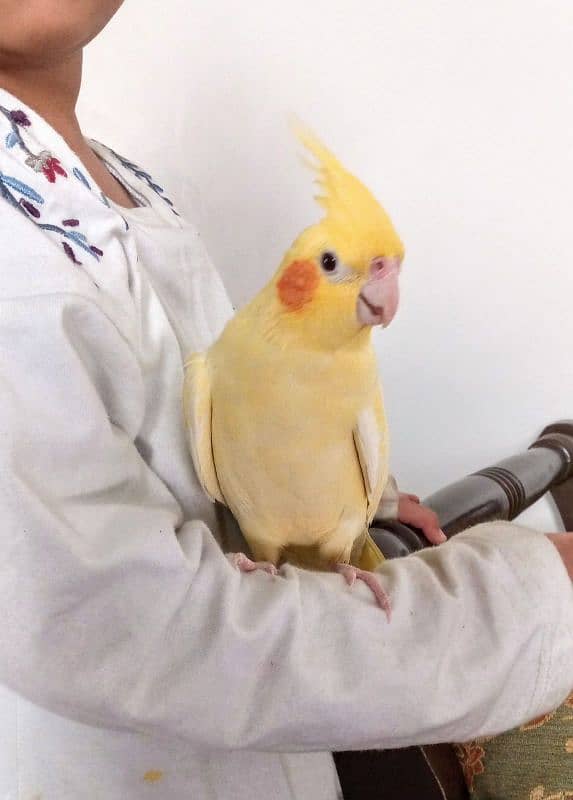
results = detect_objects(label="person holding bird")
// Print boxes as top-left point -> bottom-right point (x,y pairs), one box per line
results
0,3 -> 572,799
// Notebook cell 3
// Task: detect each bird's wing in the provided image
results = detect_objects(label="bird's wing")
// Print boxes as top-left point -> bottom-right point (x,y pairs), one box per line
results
182,352 -> 225,505
353,406 -> 386,521
353,406 -> 382,513
352,404 -> 388,570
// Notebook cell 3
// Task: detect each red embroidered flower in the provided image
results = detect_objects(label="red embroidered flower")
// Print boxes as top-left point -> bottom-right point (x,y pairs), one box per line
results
453,742 -> 486,791
25,150 -> 67,183
42,156 -> 67,183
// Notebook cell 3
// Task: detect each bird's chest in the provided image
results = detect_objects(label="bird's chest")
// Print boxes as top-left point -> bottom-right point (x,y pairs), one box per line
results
209,339 -> 387,545
210,343 -> 384,510
217,347 -> 376,438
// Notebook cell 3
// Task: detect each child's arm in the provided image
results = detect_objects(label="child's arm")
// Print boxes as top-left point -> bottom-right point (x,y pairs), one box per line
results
376,475 -> 447,544
0,289 -> 571,753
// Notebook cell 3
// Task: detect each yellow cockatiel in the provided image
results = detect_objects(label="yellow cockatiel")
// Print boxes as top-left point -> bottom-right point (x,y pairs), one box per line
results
183,123 -> 404,611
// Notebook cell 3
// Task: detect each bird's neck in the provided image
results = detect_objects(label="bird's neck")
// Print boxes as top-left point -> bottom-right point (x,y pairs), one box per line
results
235,283 -> 373,355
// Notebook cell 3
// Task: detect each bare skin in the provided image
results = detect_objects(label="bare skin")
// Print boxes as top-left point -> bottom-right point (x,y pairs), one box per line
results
0,0 -> 137,209
547,534 -> 573,579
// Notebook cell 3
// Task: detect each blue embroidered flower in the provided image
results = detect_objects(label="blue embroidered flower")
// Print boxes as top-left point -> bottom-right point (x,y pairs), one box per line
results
1,101 -> 177,291
0,104 -> 105,286
0,170 -> 105,284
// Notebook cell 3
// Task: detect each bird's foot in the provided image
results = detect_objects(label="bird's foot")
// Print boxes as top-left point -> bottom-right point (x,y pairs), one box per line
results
335,563 -> 392,621
228,552 -> 279,576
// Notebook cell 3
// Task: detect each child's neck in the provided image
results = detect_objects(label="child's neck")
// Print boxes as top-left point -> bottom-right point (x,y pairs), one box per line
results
0,50 -> 85,153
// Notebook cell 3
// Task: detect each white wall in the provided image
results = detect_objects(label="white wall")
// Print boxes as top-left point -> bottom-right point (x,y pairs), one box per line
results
79,0 -> 573,530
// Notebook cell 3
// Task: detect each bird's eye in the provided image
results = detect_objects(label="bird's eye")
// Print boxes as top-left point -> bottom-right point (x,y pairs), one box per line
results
320,251 -> 338,272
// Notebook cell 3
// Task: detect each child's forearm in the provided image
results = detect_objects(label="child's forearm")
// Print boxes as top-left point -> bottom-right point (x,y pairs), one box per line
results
1,291 -> 572,753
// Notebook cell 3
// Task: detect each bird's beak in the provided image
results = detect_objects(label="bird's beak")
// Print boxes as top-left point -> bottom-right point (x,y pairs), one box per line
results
356,256 -> 401,327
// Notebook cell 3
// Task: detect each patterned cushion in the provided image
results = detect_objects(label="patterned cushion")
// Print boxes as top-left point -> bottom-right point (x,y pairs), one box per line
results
454,692 -> 573,800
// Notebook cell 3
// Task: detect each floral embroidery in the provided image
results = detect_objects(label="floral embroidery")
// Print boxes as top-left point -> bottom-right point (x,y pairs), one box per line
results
1,104 -> 109,203
0,170 -> 104,270
21,199 -> 40,218
0,104 -> 105,276
70,167 -> 111,210
62,241 -> 81,265
94,141 -> 179,216
9,109 -> 30,127
453,742 -> 486,791
3,105 -> 68,185
25,150 -> 67,183
1,102 -> 177,278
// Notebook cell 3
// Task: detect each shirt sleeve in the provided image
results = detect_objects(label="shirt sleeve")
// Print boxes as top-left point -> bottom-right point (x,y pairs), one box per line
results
0,290 -> 572,755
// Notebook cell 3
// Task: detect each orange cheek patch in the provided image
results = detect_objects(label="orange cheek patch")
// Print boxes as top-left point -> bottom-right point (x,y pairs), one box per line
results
277,260 -> 319,311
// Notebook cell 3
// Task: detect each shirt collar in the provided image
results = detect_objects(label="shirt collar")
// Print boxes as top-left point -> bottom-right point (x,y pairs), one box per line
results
0,86 -> 179,219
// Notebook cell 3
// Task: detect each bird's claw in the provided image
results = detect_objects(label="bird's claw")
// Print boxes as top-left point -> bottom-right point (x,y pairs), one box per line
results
335,563 -> 392,621
228,552 -> 279,576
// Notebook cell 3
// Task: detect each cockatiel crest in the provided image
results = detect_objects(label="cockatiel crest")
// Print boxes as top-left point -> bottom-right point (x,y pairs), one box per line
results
291,117 -> 404,262
263,120 -> 405,352
184,122 -> 404,611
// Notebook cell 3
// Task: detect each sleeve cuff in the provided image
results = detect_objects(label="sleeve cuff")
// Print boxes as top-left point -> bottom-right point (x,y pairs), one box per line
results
457,521 -> 573,720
